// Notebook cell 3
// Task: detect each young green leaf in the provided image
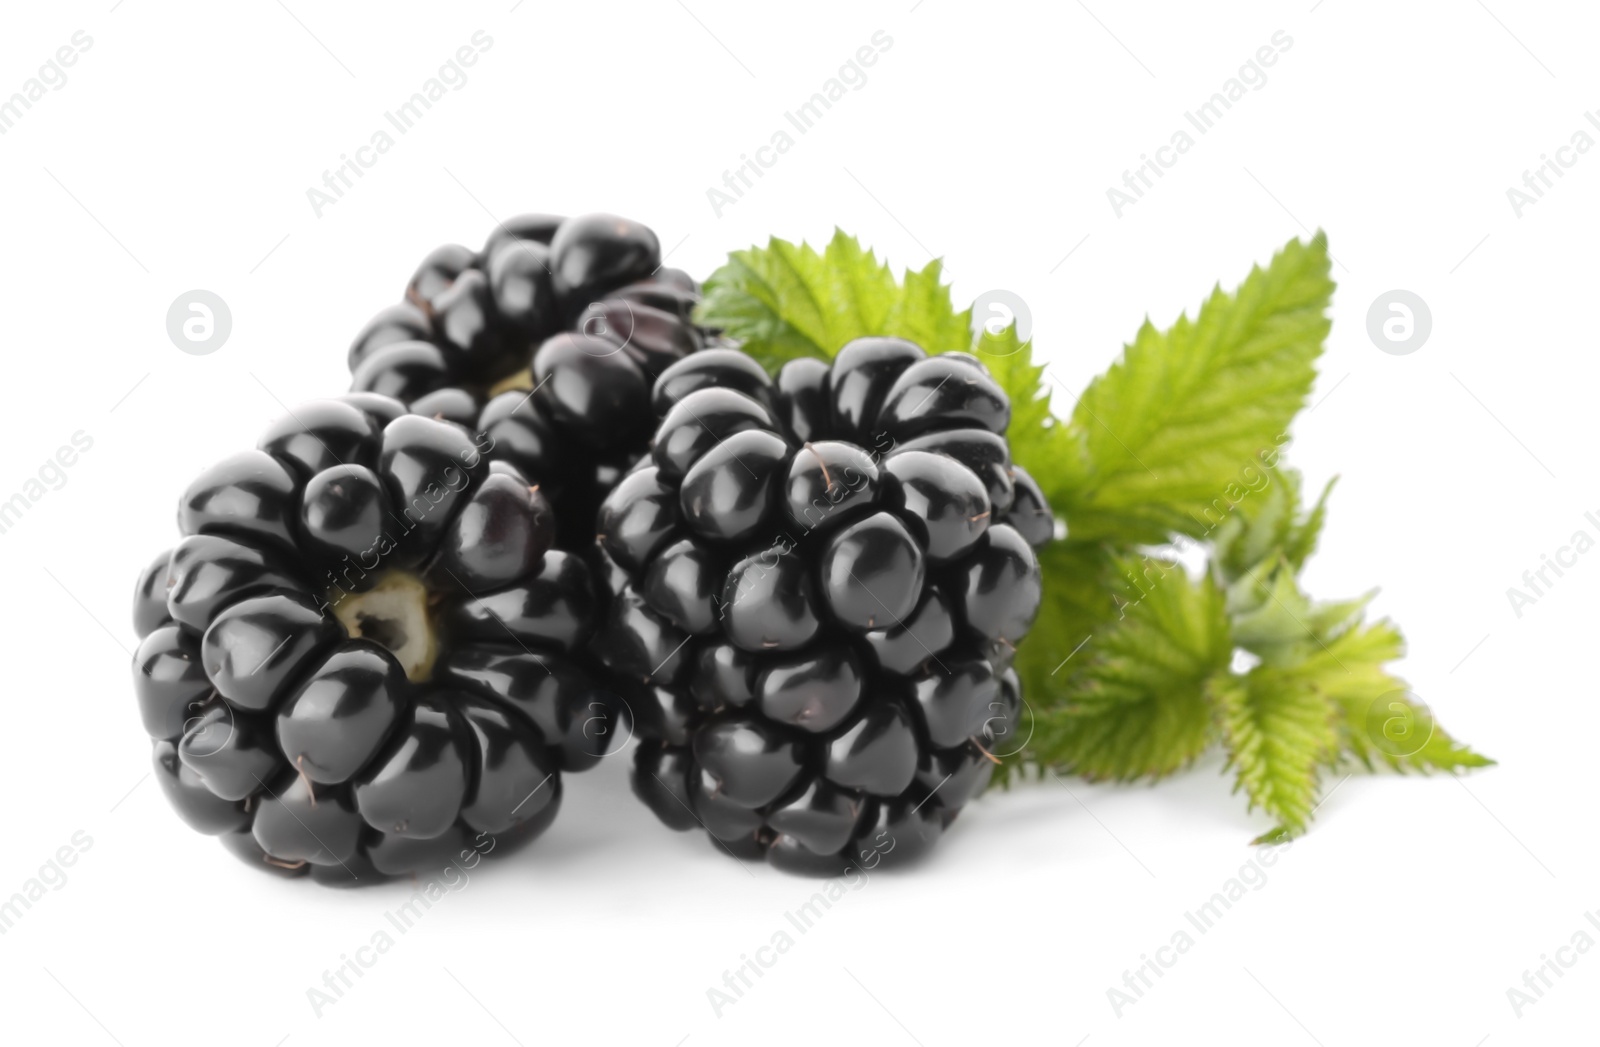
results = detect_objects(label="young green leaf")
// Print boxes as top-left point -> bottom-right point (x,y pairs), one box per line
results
1226,559 -> 1373,667
1212,467 -> 1336,584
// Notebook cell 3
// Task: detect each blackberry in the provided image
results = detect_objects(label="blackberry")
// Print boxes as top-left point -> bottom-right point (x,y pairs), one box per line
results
346,212 -> 707,552
132,393 -> 621,882
597,339 -> 1051,875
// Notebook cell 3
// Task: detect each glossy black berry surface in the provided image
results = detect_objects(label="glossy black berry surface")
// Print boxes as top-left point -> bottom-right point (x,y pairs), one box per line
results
601,337 -> 1051,875
348,212 -> 712,552
133,393 -> 624,882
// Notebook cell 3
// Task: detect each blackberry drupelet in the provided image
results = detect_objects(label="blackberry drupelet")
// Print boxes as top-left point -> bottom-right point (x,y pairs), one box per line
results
347,212 -> 709,550
598,339 -> 1052,875
132,393 -> 621,882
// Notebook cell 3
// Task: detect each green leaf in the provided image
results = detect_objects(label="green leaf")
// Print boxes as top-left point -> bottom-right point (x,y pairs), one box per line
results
1059,233 -> 1333,545
1027,564 -> 1231,780
1214,665 -> 1339,843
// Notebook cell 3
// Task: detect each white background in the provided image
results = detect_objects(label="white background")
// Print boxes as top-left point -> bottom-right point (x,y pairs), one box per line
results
0,1 -> 1593,1044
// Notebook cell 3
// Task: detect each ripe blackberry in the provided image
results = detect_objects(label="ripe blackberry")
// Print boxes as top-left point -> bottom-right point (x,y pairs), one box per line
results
346,212 -> 707,551
132,393 -> 621,882
598,340 -> 1051,874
